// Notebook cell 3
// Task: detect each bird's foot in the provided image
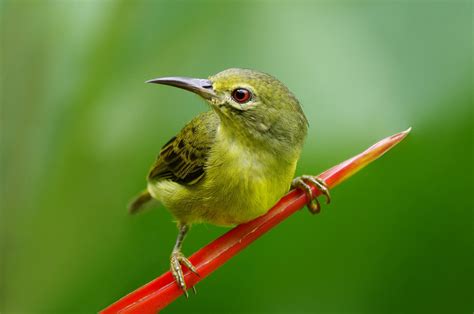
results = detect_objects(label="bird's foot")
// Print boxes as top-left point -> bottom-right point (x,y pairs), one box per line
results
170,250 -> 199,297
292,175 -> 331,214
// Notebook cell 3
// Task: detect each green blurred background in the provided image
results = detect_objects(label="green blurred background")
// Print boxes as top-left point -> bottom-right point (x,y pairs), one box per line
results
1,1 -> 472,313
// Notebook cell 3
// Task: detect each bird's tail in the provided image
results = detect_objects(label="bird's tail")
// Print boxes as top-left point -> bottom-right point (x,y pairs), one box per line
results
128,190 -> 152,214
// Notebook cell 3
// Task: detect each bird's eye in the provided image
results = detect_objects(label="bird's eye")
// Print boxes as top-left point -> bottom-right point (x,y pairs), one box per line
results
231,88 -> 252,103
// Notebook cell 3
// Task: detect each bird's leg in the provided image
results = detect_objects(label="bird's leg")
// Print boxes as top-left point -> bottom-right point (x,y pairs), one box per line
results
170,223 -> 199,297
291,175 -> 331,214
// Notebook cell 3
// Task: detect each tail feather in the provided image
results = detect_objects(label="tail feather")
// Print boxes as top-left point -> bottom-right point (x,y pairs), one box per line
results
128,190 -> 152,214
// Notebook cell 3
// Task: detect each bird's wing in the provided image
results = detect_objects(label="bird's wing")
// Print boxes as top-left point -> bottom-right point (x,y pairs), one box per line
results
148,111 -> 219,185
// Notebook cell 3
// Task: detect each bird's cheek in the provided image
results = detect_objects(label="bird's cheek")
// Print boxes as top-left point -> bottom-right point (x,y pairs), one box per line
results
211,103 -> 234,121
227,100 -> 255,111
227,103 -> 244,111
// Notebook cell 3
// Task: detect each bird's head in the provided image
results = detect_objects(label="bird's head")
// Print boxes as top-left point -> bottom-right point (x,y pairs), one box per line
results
147,68 -> 308,150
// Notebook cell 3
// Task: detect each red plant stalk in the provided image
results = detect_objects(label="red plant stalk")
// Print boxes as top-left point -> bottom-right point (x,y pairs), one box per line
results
101,128 -> 411,314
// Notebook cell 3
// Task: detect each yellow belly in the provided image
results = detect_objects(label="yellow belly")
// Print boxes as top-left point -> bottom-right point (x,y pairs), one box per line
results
148,135 -> 299,226
148,157 -> 296,226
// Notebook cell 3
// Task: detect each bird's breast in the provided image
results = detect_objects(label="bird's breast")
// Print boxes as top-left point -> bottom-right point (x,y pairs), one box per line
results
149,127 -> 301,226
200,131 -> 298,225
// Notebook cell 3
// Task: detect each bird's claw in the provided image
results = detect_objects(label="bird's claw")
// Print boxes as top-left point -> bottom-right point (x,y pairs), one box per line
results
170,250 -> 199,297
292,175 -> 331,214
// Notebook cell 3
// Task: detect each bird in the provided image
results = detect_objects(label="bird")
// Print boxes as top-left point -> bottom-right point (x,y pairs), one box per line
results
129,68 -> 330,296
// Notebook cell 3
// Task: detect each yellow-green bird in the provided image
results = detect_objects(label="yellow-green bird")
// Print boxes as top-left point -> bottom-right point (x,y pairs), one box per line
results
129,68 -> 330,296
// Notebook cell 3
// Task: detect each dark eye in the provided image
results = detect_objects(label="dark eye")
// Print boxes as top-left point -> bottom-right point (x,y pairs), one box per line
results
231,88 -> 252,103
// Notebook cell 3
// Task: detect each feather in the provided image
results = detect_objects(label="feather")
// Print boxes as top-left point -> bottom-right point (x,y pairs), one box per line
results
148,111 -> 218,185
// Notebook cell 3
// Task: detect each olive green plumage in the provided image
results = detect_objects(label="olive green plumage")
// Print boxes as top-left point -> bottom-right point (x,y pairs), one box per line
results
131,68 -> 308,226
129,68 -> 312,295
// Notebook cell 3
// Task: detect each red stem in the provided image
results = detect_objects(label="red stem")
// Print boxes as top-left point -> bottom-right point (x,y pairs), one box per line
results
101,128 -> 411,314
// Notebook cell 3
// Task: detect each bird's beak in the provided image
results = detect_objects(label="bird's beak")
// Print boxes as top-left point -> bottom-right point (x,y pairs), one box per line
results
146,76 -> 216,101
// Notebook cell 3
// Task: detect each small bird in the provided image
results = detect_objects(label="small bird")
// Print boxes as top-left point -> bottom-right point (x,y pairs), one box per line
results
129,68 -> 330,296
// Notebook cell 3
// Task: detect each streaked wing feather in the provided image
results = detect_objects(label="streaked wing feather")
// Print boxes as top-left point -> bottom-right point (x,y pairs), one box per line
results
148,111 -> 218,185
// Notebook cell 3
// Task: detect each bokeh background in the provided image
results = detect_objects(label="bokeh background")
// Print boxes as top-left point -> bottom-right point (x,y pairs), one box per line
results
1,1 -> 472,313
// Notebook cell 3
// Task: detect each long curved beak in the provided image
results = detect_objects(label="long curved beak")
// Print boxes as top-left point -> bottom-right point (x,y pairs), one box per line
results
146,77 -> 216,100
